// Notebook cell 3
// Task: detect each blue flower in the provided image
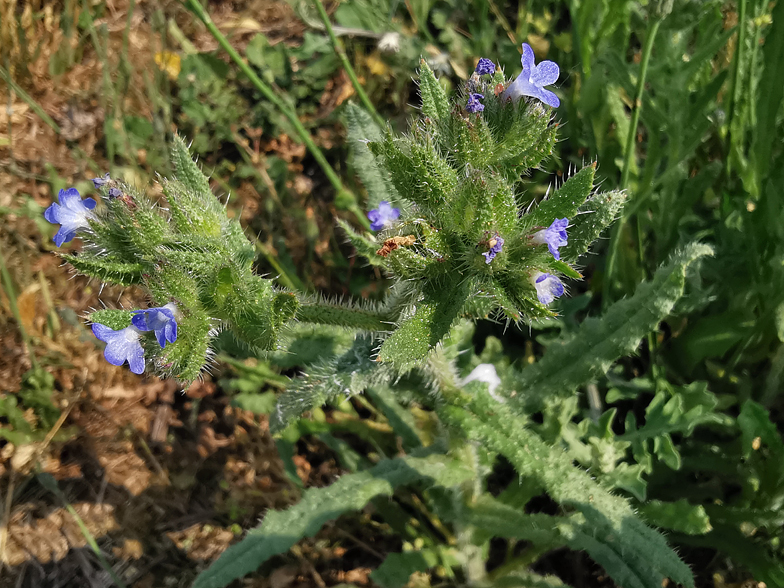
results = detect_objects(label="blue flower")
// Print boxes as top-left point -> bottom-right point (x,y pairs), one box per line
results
532,218 -> 568,260
532,272 -> 564,305
503,43 -> 560,108
466,93 -> 485,113
43,188 -> 97,247
367,201 -> 401,231
483,235 -> 504,264
92,323 -> 145,374
131,304 -> 178,348
92,173 -> 110,189
108,187 -> 123,199
474,58 -> 495,76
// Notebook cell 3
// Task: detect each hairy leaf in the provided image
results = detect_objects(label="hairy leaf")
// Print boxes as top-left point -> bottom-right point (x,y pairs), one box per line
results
345,103 -> 402,209
442,391 -> 694,588
192,454 -> 472,588
378,280 -> 470,371
527,164 -> 596,228
510,243 -> 713,410
270,335 -> 394,433
560,190 -> 626,262
62,254 -> 145,286
418,59 -> 450,121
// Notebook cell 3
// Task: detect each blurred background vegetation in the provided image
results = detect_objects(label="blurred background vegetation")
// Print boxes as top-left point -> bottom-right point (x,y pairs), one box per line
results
0,0 -> 782,586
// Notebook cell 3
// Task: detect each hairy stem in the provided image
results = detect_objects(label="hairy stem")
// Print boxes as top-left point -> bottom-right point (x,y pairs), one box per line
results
296,297 -> 396,331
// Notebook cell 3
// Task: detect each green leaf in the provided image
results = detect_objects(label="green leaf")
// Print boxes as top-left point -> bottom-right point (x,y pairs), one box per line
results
344,103 -> 402,209
510,243 -> 713,410
378,281 -> 470,371
62,254 -> 145,285
418,59 -> 450,121
170,135 -> 218,207
371,550 -> 440,588
639,499 -> 712,535
192,455 -> 472,588
527,164 -> 596,228
336,219 -> 386,266
560,190 -> 626,263
270,335 -> 394,433
442,392 -> 694,588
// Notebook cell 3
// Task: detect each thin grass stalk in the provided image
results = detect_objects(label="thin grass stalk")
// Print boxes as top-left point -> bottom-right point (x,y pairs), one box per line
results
603,17 -> 662,308
725,0 -> 748,178
310,0 -> 385,129
0,65 -> 60,133
182,0 -> 351,199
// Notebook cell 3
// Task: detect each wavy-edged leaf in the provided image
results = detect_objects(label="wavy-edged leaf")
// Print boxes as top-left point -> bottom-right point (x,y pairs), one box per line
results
442,391 -> 694,588
192,454 -> 472,588
639,499 -> 712,535
270,334 -> 394,433
527,164 -> 596,228
560,190 -> 626,262
511,243 -> 713,410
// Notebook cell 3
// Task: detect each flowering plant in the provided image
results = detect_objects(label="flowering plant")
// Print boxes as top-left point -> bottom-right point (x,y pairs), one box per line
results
43,46 -> 716,588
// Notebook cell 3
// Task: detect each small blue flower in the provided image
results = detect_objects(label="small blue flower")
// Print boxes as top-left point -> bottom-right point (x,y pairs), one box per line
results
532,218 -> 568,260
483,235 -> 504,264
131,304 -> 178,348
92,173 -> 110,189
92,323 -> 145,374
474,58 -> 495,76
466,93 -> 485,113
503,43 -> 560,108
532,272 -> 564,305
108,187 -> 123,199
368,201 -> 401,231
43,188 -> 97,247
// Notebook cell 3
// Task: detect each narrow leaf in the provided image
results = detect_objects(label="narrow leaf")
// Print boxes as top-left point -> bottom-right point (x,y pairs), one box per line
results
62,254 -> 145,286
418,59 -> 450,121
560,190 -> 626,262
527,164 -> 596,227
345,103 -> 402,208
511,243 -> 713,409
192,455 -> 472,588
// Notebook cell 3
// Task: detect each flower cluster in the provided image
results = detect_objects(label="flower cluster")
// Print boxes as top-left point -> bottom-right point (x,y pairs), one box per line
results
43,178 -> 182,376
92,305 -> 179,375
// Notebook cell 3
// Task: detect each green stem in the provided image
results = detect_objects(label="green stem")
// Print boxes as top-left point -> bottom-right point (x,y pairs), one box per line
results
603,17 -> 662,309
296,297 -> 395,331
725,0 -> 747,178
311,0 -> 385,129
619,18 -> 661,190
183,0 -> 348,197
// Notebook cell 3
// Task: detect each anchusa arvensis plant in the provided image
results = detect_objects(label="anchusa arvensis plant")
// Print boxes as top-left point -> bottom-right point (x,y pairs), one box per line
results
46,45 -> 622,380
